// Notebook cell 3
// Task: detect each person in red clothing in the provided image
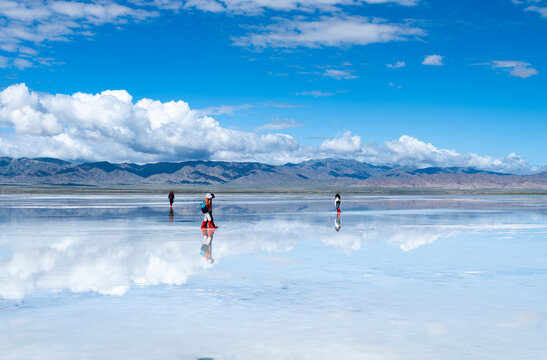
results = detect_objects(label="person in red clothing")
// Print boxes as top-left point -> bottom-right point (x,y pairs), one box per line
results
168,191 -> 175,209
201,193 -> 218,229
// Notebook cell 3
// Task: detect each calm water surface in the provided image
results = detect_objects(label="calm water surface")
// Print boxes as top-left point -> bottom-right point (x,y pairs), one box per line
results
1,194 -> 546,359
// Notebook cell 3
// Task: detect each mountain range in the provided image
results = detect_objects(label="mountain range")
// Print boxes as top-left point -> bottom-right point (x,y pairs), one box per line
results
1,157 -> 546,190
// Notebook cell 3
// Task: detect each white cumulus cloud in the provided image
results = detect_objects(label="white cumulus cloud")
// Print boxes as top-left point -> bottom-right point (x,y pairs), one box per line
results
381,135 -> 459,166
363,135 -> 540,173
315,132 -> 542,174
0,83 -> 299,163
422,54 -> 443,66
319,131 -> 362,153
0,84 -> 542,174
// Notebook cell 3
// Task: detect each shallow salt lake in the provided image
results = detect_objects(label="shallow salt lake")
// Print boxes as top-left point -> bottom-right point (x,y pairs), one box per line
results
1,194 -> 546,359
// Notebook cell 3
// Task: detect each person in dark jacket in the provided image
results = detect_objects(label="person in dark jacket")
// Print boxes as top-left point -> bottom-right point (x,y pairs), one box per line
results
168,191 -> 175,209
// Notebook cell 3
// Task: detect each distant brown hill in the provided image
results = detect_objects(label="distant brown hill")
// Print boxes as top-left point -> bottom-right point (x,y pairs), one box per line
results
0,157 -> 545,190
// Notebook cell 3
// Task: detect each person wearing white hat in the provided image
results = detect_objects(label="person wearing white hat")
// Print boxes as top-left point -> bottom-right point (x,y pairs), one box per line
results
200,193 -> 218,229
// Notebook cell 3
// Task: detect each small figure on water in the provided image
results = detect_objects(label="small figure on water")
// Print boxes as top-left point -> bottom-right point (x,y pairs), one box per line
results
168,190 -> 175,209
200,228 -> 215,264
334,193 -> 341,214
200,193 -> 218,229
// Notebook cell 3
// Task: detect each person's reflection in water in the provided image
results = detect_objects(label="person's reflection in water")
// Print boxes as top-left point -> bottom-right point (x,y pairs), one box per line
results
168,208 -> 174,222
335,212 -> 341,232
200,228 -> 215,263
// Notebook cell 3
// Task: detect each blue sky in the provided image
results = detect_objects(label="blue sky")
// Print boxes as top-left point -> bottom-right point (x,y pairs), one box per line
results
0,0 -> 545,172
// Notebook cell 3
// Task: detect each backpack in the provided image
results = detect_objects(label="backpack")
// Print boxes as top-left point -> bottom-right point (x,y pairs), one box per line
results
200,201 -> 209,214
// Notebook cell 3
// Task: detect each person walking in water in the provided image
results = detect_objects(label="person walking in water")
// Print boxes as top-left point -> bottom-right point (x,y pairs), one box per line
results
334,193 -> 341,214
168,191 -> 175,209
201,193 -> 218,229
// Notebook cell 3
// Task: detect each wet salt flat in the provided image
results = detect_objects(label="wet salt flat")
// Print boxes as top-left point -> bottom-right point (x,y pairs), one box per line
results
1,194 -> 546,359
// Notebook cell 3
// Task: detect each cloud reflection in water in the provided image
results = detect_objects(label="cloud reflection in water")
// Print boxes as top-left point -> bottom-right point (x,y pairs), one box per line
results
1,195 -> 546,300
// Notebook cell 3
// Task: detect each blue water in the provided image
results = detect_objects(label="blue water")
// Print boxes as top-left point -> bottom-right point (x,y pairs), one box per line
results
1,194 -> 546,359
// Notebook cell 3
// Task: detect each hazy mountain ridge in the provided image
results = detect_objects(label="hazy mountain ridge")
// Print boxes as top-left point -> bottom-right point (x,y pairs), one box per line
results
0,157 -> 545,190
